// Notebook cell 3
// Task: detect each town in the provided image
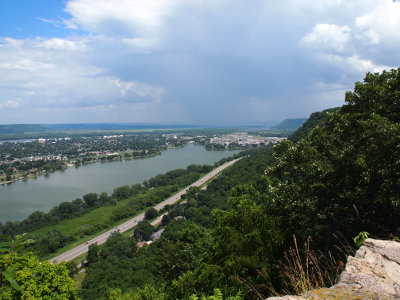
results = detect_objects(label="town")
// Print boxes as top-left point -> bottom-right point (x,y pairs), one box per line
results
0,131 -> 284,184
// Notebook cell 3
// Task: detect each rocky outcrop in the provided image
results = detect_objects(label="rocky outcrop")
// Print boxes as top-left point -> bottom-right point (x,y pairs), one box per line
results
268,238 -> 400,300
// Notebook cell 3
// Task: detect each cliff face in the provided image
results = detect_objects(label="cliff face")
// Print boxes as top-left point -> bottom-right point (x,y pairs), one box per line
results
268,239 -> 400,300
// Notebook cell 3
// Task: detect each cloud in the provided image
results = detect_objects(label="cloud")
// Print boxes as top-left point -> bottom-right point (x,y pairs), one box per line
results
0,36 -> 166,123
0,99 -> 23,109
32,37 -> 88,52
121,37 -> 159,53
108,78 -> 165,101
1,0 -> 400,125
63,0 -> 177,37
355,1 -> 400,43
300,24 -> 351,53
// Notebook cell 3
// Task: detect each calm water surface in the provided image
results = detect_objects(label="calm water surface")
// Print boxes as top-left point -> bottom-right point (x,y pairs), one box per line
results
0,144 -> 240,222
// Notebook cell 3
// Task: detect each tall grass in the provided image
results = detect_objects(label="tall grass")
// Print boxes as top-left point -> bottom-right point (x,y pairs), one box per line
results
279,235 -> 352,295
237,233 -> 354,299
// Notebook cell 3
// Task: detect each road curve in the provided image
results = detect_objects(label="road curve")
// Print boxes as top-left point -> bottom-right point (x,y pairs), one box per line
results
50,157 -> 241,264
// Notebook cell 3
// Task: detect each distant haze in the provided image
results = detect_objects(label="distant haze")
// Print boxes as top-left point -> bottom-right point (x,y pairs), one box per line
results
0,0 -> 399,125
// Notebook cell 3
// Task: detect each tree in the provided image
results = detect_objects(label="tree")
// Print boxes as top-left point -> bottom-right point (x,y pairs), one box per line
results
86,242 -> 100,266
83,193 -> 99,208
155,223 -> 213,283
145,207 -> 159,220
98,191 -> 110,205
133,220 -> 154,241
109,284 -> 167,300
65,261 -> 80,278
0,234 -> 78,299
75,158 -> 81,167
112,185 -> 134,200
342,68 -> 400,122
0,252 -> 79,299
267,68 -> 400,247
42,229 -> 68,253
100,232 -> 137,260
24,210 -> 50,229
161,214 -> 172,226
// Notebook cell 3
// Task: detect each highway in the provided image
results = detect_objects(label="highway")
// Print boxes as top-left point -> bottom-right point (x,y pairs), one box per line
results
50,157 -> 241,264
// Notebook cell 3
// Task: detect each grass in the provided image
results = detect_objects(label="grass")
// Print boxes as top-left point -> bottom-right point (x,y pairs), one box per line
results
36,200 -> 155,260
74,272 -> 86,289
280,234 -> 354,295
237,234 -> 354,299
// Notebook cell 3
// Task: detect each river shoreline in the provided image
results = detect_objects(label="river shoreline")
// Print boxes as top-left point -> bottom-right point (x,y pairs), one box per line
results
0,144 -> 242,222
0,147 -> 175,186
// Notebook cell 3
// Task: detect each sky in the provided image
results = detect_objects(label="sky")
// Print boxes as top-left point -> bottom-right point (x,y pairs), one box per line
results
0,0 -> 399,126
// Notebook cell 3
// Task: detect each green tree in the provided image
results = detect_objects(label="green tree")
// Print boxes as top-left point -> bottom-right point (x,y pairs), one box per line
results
342,68 -> 400,122
86,242 -> 100,266
155,223 -> 213,283
75,158 -> 81,167
65,260 -> 80,278
0,234 -> 78,299
83,192 -> 99,208
267,68 -> 400,247
98,191 -> 110,205
42,229 -> 68,253
133,220 -> 154,241
100,232 -> 137,260
109,284 -> 167,300
0,252 -> 79,299
189,289 -> 243,300
170,191 -> 283,299
270,113 -> 400,246
145,208 -> 159,220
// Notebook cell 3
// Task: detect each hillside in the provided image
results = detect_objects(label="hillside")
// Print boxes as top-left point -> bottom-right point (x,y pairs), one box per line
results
43,123 -> 199,131
271,118 -> 308,130
288,107 -> 340,143
0,124 -> 54,134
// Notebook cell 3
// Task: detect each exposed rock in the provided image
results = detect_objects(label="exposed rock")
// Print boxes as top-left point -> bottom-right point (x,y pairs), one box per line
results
267,239 -> 400,300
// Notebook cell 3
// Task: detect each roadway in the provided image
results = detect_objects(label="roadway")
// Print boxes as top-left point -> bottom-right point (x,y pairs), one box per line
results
50,157 -> 241,264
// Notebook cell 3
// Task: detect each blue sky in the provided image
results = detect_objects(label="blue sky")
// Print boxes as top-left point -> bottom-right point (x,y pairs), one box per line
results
0,0 -> 399,126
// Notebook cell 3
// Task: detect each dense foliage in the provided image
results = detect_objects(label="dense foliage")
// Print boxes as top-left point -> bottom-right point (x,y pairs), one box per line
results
0,234 -> 78,300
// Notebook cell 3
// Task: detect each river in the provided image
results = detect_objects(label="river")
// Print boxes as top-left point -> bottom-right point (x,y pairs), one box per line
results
0,144 -> 241,222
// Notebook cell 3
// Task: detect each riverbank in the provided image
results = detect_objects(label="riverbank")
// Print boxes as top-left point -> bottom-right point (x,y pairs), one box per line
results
0,144 -> 242,222
0,148 -> 169,186
0,169 -> 60,185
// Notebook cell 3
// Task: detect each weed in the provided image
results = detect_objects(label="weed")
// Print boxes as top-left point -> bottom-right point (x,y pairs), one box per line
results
236,233 -> 354,298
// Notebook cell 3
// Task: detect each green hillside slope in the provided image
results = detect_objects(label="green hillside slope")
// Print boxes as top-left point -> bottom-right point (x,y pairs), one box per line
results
0,124 -> 53,134
271,118 -> 307,130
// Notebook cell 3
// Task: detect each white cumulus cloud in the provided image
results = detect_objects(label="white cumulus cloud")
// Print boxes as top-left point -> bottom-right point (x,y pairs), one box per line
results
300,24 -> 351,53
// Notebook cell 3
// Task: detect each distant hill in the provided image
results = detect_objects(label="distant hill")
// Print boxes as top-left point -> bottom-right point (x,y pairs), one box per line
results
271,118 -> 308,130
288,107 -> 340,143
0,124 -> 53,134
43,123 -> 199,131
